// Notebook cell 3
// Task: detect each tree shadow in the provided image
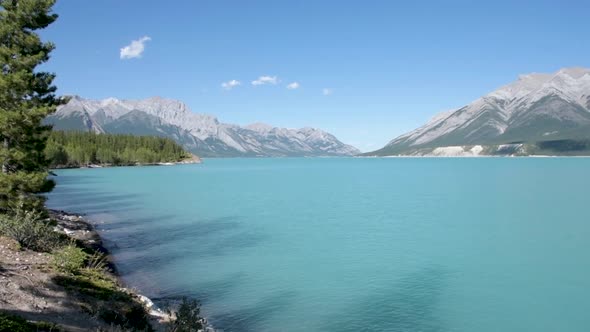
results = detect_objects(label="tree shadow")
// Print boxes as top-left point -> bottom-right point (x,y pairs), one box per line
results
112,216 -> 267,278
321,265 -> 449,332
151,272 -> 247,307
49,272 -> 151,331
2,279 -> 105,331
45,189 -> 144,217
48,174 -> 103,185
208,290 -> 297,332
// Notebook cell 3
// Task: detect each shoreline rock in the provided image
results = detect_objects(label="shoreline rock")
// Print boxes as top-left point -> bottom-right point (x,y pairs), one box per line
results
1,208 -> 213,331
49,209 -> 215,332
49,209 -> 175,330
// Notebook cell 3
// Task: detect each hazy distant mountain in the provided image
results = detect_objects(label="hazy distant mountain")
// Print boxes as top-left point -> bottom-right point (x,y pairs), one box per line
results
46,96 -> 360,157
368,67 -> 590,156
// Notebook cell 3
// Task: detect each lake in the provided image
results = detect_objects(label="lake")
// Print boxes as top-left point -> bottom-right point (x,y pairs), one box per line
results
46,158 -> 590,331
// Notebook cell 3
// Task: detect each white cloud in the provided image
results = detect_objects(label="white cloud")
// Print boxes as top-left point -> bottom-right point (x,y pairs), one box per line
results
286,82 -> 300,90
221,79 -> 241,90
322,88 -> 333,96
252,75 -> 279,86
120,36 -> 151,59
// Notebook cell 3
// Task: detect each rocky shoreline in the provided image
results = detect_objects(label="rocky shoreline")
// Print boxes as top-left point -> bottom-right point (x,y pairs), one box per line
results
0,209 -> 179,331
50,210 -> 175,325
54,210 -> 214,331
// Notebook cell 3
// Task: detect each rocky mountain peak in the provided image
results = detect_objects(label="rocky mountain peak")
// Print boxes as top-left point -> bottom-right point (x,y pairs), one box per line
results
48,96 -> 359,157
369,67 -> 590,156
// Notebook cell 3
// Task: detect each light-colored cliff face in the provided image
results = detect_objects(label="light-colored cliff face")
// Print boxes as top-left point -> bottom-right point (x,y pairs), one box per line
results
372,67 -> 590,156
48,96 -> 359,157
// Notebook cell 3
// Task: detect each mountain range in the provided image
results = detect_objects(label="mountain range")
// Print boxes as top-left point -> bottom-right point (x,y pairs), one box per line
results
45,96 -> 360,157
47,67 -> 590,158
369,67 -> 590,156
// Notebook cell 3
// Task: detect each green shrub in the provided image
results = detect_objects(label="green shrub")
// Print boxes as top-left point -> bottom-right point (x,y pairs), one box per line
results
32,321 -> 61,331
167,297 -> 203,332
51,244 -> 88,274
86,251 -> 110,272
0,312 -> 61,332
0,312 -> 33,332
97,302 -> 151,331
52,271 -> 152,331
0,208 -> 63,252
53,270 -> 120,301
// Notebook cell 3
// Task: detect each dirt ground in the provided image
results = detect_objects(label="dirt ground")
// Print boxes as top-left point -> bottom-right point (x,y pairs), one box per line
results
0,211 -> 170,331
0,235 -> 108,331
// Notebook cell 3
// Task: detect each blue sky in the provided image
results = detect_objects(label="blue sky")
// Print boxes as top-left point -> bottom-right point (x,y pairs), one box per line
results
41,0 -> 590,152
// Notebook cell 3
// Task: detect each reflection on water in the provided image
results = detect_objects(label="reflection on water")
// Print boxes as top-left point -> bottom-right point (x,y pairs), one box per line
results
210,291 -> 297,332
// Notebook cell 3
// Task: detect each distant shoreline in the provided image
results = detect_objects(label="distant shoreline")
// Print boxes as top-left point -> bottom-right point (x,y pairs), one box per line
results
49,156 -> 590,168
361,155 -> 590,158
51,156 -> 202,170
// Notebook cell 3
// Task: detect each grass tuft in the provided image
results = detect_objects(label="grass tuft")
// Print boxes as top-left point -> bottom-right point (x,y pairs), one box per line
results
0,312 -> 61,332
53,269 -> 152,331
0,208 -> 65,252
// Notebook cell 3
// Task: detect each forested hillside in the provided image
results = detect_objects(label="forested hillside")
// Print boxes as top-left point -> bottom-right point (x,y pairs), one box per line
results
45,131 -> 191,168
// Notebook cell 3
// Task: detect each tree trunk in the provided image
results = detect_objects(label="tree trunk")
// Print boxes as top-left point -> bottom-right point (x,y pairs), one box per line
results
2,137 -> 8,173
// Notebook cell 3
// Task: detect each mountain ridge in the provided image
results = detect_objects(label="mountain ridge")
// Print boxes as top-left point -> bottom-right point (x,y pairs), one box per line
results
368,67 -> 590,156
46,96 -> 360,157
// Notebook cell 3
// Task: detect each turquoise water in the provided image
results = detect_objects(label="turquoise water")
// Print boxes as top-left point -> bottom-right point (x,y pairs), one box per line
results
46,158 -> 590,331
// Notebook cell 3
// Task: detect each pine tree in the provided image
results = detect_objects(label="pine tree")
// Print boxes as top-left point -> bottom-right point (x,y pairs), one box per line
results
45,131 -> 190,168
0,0 -> 63,213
